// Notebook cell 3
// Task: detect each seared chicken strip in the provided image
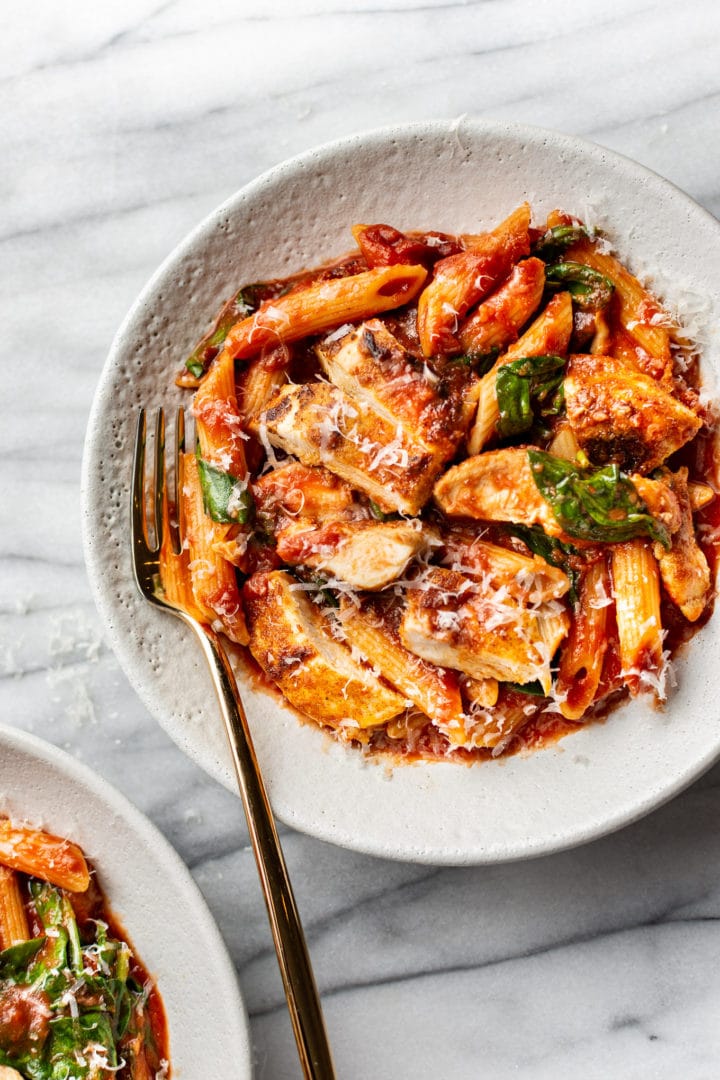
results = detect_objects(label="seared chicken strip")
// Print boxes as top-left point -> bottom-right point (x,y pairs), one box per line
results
276,520 -> 429,591
255,382 -> 442,514
399,567 -> 569,692
565,354 -> 702,473
653,469 -> 711,621
434,447 -> 562,535
243,571 -> 406,729
316,319 -> 474,460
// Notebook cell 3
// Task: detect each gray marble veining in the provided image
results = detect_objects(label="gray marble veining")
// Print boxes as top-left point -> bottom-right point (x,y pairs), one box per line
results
2,1 -> 720,1076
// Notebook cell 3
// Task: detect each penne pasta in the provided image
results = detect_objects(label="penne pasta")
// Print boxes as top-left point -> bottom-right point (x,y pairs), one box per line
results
239,350 -> 289,425
192,349 -> 247,478
219,264 -> 428,361
0,867 -> 30,947
548,421 -> 580,461
565,235 -> 673,368
589,309 -> 611,354
460,676 -> 500,710
159,456 -> 209,621
467,291 -> 573,454
0,819 -> 90,892
417,204 -> 531,356
462,698 -> 531,751
458,256 -> 545,358
611,540 -> 664,695
441,533 -> 570,603
338,599 -> 466,729
182,453 -> 249,644
556,558 -> 611,720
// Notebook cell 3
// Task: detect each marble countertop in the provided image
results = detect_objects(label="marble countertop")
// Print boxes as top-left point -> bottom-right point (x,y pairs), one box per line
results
3,1 -> 720,1076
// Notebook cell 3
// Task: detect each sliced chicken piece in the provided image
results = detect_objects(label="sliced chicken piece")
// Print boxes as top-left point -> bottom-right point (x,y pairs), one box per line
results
399,568 -> 569,692
243,571 -> 405,729
653,469 -> 711,621
338,598 -> 466,737
631,475 -> 681,536
254,382 -> 442,514
276,519 -> 427,590
565,353 -> 702,474
434,447 -> 562,536
316,319 -> 473,460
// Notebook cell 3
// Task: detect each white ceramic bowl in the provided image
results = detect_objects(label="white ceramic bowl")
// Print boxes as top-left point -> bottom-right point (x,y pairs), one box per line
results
0,723 -> 252,1076
82,118 -> 720,865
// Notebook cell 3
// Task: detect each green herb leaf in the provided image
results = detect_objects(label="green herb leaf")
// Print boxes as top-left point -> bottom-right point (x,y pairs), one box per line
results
185,359 -> 206,379
505,523 -> 580,605
0,937 -> 45,981
527,449 -> 670,548
369,500 -> 390,521
184,285 -> 259,378
196,451 -> 254,524
48,1012 -> 118,1075
545,261 -> 614,311
507,680 -> 546,697
495,354 -> 566,438
532,224 -> 589,261
471,347 -> 501,376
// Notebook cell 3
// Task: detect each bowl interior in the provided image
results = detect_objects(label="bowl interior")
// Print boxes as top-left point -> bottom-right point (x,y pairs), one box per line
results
82,119 -> 720,864
0,724 -> 251,1076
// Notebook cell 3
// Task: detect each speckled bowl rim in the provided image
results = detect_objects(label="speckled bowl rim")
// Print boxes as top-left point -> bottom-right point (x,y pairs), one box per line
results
82,117 -> 720,865
0,722 -> 252,1076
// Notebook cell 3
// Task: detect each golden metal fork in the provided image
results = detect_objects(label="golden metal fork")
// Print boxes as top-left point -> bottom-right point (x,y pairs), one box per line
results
131,408 -> 336,1080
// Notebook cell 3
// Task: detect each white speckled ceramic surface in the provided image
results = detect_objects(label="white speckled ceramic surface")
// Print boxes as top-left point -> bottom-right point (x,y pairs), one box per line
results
0,723 -> 251,1078
81,119 -> 720,865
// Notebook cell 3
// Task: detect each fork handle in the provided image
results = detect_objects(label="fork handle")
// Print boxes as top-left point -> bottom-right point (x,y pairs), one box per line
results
199,626 -> 336,1080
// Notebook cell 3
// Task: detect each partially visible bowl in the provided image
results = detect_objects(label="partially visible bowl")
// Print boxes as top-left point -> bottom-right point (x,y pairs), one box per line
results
0,723 -> 252,1076
82,118 -> 720,865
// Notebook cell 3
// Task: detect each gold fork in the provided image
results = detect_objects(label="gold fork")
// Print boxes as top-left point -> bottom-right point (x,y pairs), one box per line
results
131,408 -> 336,1079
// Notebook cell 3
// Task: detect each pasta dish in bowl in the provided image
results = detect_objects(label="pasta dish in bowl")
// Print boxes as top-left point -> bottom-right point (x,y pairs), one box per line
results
82,119 -> 720,863
0,724 -> 251,1075
161,202 -> 717,761
0,820 -> 168,1079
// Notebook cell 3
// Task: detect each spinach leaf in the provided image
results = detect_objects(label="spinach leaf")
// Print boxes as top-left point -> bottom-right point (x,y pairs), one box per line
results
196,450 -> 254,524
505,523 -> 580,605
0,937 -> 44,981
369,501 -> 399,522
185,358 -> 206,379
47,1013 -> 118,1076
184,286 -> 258,378
473,347 -> 501,375
507,680 -> 546,697
369,500 -> 390,521
545,261 -> 614,311
495,354 -> 566,438
532,224 -> 589,261
527,449 -> 670,548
